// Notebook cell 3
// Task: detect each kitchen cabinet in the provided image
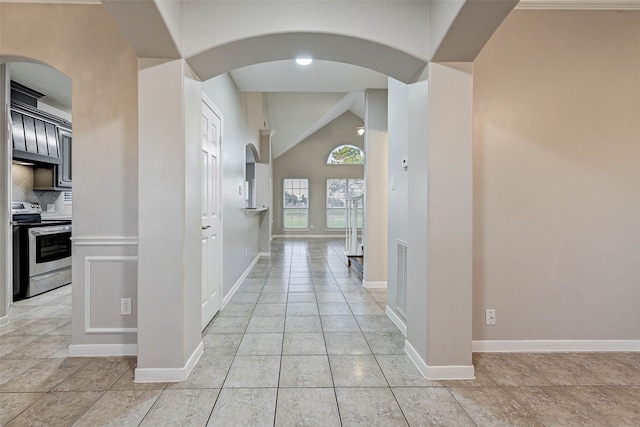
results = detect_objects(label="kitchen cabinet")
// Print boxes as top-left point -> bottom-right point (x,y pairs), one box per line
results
33,126 -> 72,190
57,128 -> 72,188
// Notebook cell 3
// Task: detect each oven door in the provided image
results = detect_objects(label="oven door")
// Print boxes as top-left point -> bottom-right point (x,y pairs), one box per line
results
28,225 -> 72,276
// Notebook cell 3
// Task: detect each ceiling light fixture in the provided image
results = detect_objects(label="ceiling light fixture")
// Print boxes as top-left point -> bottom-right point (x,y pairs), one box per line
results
356,127 -> 365,136
296,57 -> 313,66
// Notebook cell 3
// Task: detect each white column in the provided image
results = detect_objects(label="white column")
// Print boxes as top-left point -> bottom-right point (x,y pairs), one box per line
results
406,62 -> 474,379
363,89 -> 388,289
259,129 -> 274,254
136,59 -> 203,382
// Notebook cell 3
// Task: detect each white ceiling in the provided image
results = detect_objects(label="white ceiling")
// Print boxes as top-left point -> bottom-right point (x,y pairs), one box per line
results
230,60 -> 387,93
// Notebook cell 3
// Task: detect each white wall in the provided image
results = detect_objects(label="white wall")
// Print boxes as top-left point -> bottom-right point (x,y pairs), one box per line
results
272,112 -> 365,237
386,78 -> 409,318
473,10 -> 640,344
202,74 -> 265,296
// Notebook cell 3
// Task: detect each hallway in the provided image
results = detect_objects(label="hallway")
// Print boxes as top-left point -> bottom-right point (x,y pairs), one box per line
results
1,238 -> 640,425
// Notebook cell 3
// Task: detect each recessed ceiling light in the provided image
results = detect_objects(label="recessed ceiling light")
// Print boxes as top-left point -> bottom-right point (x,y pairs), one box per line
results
296,58 -> 313,66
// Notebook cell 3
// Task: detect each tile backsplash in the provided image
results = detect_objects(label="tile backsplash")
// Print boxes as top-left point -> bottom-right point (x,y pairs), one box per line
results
12,164 -> 72,218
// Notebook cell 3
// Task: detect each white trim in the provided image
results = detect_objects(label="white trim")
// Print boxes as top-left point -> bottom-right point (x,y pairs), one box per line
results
0,315 -> 8,328
68,343 -> 138,357
385,306 -> 407,337
273,234 -> 342,239
405,340 -> 475,380
135,341 -> 204,383
222,253 -> 262,308
85,327 -> 138,334
472,340 -> 640,353
73,237 -> 138,246
259,252 -> 271,258
363,280 -> 387,289
516,0 -> 640,10
84,256 -> 138,334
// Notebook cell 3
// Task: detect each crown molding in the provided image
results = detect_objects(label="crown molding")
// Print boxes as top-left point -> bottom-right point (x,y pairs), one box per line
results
517,0 -> 640,10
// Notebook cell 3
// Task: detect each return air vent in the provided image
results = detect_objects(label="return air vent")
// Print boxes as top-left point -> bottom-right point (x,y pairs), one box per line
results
396,240 -> 407,320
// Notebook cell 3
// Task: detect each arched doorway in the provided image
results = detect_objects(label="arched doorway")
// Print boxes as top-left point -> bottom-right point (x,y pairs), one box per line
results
0,59 -> 73,353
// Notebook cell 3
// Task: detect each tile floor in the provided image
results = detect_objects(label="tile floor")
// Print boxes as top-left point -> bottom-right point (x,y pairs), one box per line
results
1,238 -> 640,426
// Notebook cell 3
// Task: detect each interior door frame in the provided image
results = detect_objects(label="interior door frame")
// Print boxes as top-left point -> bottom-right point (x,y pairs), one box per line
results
201,93 -> 223,328
1,64 -> 11,326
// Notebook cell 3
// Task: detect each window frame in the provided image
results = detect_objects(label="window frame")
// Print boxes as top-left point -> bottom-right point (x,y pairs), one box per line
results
283,178 -> 310,230
326,144 -> 365,165
326,178 -> 364,229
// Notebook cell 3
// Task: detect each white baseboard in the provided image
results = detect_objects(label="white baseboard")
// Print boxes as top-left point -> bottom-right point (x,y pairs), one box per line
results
68,343 -> 138,357
363,280 -> 387,289
0,315 -> 8,328
134,341 -> 204,383
259,251 -> 271,258
405,340 -> 475,380
472,340 -> 640,353
272,234 -> 342,239
222,253 -> 263,309
385,306 -> 407,337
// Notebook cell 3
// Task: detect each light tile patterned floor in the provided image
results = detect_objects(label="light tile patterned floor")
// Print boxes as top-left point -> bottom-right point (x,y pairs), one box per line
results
1,238 -> 640,426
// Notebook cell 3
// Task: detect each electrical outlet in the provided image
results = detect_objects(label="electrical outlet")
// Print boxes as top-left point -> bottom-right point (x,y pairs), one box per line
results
485,309 -> 496,326
121,298 -> 132,315
47,204 -> 55,212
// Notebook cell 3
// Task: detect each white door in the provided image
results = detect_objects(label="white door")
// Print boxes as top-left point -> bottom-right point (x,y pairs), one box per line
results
201,97 -> 222,330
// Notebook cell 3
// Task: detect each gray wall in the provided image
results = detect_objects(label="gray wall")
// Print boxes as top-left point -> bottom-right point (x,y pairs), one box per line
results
203,74 -> 265,296
273,112 -> 364,236
473,10 -> 640,342
386,78 -> 409,319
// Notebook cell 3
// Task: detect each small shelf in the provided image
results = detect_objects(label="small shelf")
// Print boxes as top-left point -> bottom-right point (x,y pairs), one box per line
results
245,207 -> 268,215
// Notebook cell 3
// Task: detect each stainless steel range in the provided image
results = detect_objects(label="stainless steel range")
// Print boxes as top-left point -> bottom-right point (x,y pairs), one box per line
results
12,201 -> 72,300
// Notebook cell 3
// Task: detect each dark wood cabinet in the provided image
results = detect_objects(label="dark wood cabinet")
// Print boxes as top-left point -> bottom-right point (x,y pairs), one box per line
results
57,128 -> 72,188
33,129 -> 72,190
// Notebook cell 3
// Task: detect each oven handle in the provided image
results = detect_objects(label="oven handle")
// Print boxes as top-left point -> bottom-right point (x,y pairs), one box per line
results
29,226 -> 72,236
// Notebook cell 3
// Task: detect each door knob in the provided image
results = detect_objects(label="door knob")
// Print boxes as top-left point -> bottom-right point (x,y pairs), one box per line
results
202,225 -> 211,229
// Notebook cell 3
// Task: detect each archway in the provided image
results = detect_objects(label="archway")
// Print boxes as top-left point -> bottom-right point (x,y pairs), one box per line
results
0,58 -> 73,346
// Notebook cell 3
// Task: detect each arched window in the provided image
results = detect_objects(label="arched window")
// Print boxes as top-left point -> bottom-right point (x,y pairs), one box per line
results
327,145 -> 364,165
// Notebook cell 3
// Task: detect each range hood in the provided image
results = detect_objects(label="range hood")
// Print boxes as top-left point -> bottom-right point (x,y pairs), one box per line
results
10,81 -> 70,166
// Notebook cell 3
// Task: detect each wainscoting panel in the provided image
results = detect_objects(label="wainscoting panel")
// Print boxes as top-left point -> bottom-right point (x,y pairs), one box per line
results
71,237 -> 138,356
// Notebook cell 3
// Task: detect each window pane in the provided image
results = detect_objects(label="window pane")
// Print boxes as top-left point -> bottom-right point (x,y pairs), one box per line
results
326,178 -> 363,229
327,145 -> 365,165
348,179 -> 365,197
284,179 -> 309,208
284,179 -> 309,228
327,208 -> 346,228
326,179 -> 346,208
284,208 -> 308,228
